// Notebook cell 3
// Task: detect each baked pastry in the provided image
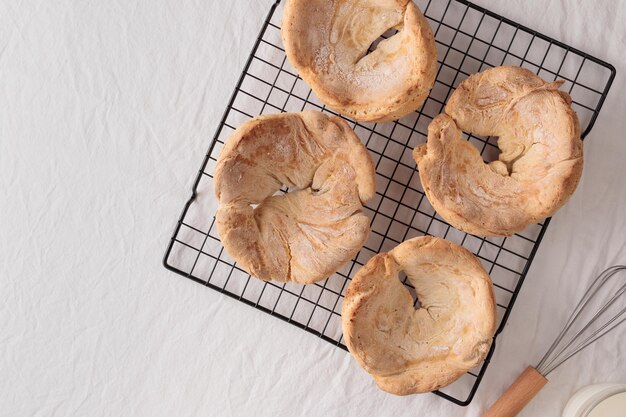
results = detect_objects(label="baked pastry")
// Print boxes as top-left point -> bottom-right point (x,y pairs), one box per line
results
342,236 -> 496,395
214,111 -> 376,284
281,0 -> 437,122
414,66 -> 583,237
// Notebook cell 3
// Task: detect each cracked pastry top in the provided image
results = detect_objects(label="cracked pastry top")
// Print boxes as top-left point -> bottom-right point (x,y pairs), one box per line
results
414,66 -> 583,237
281,0 -> 437,122
214,111 -> 375,284
342,236 -> 497,395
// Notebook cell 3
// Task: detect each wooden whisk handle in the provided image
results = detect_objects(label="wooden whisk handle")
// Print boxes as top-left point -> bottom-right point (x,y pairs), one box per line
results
483,366 -> 548,417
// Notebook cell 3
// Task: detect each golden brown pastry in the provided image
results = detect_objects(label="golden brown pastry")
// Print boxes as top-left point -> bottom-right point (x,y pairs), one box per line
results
214,111 -> 376,284
414,66 -> 583,237
342,236 -> 496,395
281,0 -> 437,122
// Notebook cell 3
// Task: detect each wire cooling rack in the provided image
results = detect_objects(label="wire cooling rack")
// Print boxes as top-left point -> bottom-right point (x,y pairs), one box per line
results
163,0 -> 615,406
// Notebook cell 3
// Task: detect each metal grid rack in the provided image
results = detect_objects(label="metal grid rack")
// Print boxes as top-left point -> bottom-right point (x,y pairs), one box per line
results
163,0 -> 615,406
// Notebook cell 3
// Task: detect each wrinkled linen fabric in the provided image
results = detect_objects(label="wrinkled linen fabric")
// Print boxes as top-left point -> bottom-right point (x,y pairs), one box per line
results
1,1 -> 625,416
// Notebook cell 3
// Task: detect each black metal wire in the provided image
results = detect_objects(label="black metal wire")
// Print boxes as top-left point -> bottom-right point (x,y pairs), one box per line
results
162,0 -> 616,407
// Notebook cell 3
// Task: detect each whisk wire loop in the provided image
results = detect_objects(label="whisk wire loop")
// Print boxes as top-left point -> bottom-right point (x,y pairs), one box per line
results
535,265 -> 626,376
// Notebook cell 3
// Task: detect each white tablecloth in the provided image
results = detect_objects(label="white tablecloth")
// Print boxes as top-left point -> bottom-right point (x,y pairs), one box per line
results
2,1 -> 625,416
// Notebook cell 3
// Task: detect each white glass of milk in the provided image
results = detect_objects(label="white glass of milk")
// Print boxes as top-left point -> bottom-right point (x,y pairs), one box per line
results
563,384 -> 626,417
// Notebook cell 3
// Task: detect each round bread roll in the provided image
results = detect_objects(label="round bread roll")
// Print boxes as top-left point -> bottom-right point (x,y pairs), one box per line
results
414,66 -> 583,237
281,0 -> 437,122
214,111 -> 376,284
342,236 -> 496,395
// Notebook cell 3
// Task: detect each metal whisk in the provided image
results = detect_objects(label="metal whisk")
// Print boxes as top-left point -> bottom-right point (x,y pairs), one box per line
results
484,265 -> 626,417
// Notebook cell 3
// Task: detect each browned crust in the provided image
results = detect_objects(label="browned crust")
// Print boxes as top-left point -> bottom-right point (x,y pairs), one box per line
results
282,0 -> 437,122
342,236 -> 497,395
414,66 -> 584,237
215,111 -> 376,283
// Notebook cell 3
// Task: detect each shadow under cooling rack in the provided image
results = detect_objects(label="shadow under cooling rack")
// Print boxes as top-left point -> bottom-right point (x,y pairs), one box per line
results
163,0 -> 615,407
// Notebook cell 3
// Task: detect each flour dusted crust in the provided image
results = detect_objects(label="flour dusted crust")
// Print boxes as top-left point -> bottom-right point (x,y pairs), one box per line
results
281,0 -> 437,122
214,111 -> 375,284
414,66 -> 583,237
342,236 -> 496,395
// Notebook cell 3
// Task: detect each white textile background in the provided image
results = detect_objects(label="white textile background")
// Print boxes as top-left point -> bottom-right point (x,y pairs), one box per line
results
2,1 -> 626,416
